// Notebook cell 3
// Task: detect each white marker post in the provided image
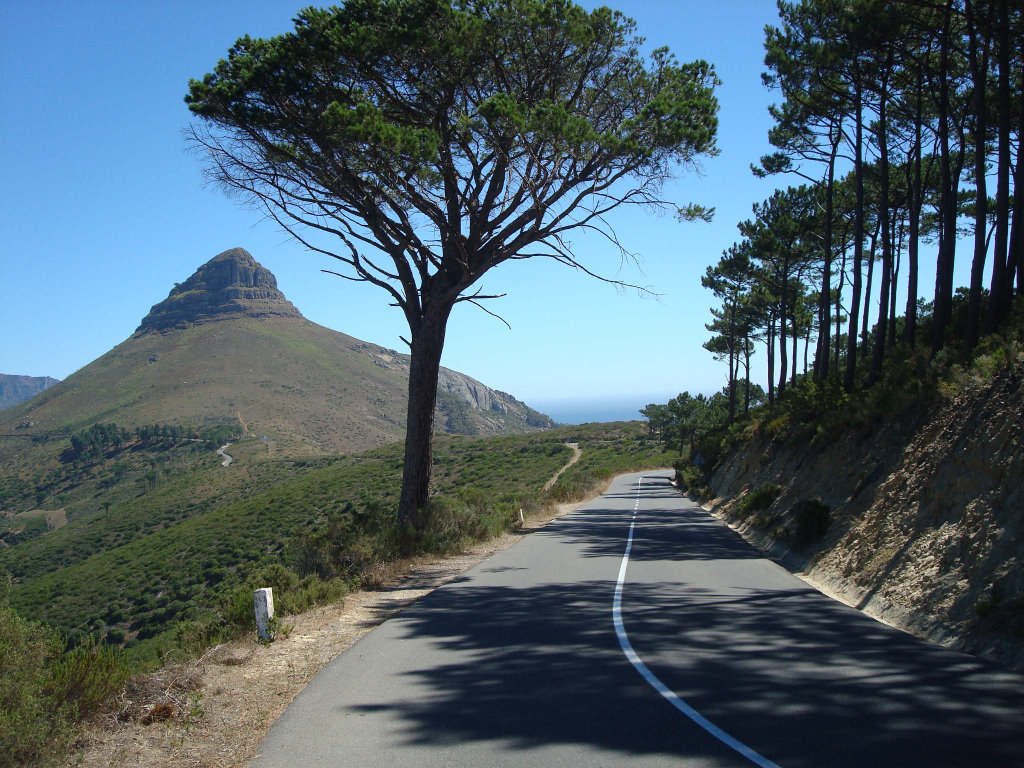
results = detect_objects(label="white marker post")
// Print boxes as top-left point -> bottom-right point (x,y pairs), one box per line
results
254,587 -> 275,642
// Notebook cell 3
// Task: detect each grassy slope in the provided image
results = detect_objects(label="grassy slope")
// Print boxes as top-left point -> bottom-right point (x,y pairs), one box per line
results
0,313 -> 558,582
2,316 -> 551,458
6,423 -> 672,660
0,441 -> 309,581
2,318 -> 409,455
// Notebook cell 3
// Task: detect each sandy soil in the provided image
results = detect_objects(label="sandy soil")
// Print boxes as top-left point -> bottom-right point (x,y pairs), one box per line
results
543,442 -> 581,491
70,493 -> 593,768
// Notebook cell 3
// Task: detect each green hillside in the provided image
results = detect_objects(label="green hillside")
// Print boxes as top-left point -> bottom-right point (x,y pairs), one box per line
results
0,248 -> 667,678
4,423 -> 672,668
2,316 -> 547,455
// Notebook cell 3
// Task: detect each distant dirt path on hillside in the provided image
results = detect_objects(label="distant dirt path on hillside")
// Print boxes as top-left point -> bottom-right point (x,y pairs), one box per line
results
216,443 -> 234,467
544,442 -> 582,491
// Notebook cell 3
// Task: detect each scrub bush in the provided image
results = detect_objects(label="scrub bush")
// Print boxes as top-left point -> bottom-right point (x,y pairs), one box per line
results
739,483 -> 781,514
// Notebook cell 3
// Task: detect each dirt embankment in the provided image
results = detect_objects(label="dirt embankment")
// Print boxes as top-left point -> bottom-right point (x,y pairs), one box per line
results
707,364 -> 1024,671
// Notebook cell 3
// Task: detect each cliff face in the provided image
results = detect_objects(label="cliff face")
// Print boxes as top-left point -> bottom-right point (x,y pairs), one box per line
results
707,362 -> 1024,671
347,343 -> 554,434
135,248 -> 301,334
0,374 -> 60,411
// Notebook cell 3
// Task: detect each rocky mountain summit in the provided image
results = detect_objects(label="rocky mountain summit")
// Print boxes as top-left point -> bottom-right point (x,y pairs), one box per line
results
135,248 -> 301,334
4,247 -> 551,453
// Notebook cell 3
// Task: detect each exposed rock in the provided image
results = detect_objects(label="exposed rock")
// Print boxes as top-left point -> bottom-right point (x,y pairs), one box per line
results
350,342 -> 555,432
437,371 -> 554,430
0,374 -> 60,411
135,248 -> 301,335
707,362 -> 1024,672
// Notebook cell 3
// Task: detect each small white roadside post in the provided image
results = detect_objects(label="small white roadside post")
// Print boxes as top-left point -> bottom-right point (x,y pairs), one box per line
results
254,587 -> 274,642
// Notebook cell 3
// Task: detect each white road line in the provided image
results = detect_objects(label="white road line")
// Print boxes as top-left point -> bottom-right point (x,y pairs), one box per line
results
612,475 -> 782,768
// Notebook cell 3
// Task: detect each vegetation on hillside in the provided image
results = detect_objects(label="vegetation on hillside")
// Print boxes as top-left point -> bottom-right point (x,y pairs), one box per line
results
64,421 -> 241,462
0,431 -> 277,566
1,420 -> 670,766
639,0 -> 1022,497
0,312 -> 549,462
3,423 -> 670,668
640,3 -> 1024,563
649,301 -> 1024,498
1,575 -> 127,768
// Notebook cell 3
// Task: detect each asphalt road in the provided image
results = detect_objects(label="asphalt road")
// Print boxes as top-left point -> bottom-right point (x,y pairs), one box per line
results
252,471 -> 1024,767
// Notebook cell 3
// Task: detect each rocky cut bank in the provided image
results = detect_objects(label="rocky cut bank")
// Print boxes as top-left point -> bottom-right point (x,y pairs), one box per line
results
706,361 -> 1024,671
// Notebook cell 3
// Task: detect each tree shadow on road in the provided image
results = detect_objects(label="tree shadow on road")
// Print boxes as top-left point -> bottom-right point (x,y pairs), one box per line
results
541,476 -> 761,565
344,490 -> 1024,767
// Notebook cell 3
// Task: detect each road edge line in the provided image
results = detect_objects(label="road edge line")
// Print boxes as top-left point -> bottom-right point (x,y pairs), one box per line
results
612,474 -> 782,768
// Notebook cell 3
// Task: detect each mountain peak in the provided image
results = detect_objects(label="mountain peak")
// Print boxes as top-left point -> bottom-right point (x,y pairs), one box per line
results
135,248 -> 302,335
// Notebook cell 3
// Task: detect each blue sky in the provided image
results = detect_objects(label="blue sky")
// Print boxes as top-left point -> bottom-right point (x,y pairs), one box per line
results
1,1 -> 844,421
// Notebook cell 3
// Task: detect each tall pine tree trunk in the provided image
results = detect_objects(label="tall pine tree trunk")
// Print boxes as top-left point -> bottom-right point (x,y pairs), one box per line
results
905,71 -> 924,349
791,311 -> 798,385
727,301 -> 737,423
778,273 -> 789,396
888,219 -> 901,350
870,64 -> 893,387
987,0 -> 1012,330
933,0 -> 956,354
744,340 -> 752,414
398,301 -> 453,541
862,224 -> 878,356
1010,139 -> 1024,298
845,78 -> 865,391
836,239 -> 848,374
816,147 -> 838,381
965,0 -> 989,352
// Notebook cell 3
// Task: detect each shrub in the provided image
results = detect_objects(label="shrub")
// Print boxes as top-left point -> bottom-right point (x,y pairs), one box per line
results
976,592 -> 1024,639
546,469 -> 603,502
675,464 -> 703,493
739,483 -> 781,514
277,576 -> 347,616
417,495 -> 491,553
215,563 -> 349,637
47,637 -> 129,722
171,620 -> 224,660
0,598 -> 70,767
975,591 -> 999,618
692,429 -> 727,471
292,501 -> 399,582
790,499 -> 831,547
762,414 -> 790,439
0,576 -> 127,768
